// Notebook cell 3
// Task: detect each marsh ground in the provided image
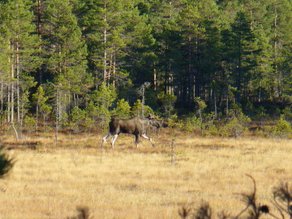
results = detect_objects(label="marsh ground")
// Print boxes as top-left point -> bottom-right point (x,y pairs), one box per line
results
0,131 -> 291,219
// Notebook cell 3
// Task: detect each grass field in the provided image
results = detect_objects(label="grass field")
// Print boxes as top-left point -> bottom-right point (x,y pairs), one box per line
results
0,130 -> 291,219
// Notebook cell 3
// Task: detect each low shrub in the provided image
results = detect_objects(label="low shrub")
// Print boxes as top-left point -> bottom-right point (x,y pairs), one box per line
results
111,99 -> 131,119
219,109 -> 251,137
24,115 -> 36,131
272,116 -> 292,138
181,116 -> 201,133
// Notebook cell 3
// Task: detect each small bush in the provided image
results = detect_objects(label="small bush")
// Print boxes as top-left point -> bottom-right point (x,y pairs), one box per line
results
219,109 -> 251,137
220,117 -> 245,137
24,115 -> 36,131
204,123 -> 218,136
272,116 -> 292,138
96,106 -> 112,129
112,99 -> 131,119
167,114 -> 181,128
157,92 -> 177,117
282,107 -> 292,121
201,113 -> 217,136
68,107 -> 86,132
82,117 -> 95,132
131,99 -> 155,117
181,116 -> 201,133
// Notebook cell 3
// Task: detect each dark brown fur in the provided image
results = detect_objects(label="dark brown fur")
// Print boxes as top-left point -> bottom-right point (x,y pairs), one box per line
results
102,117 -> 156,148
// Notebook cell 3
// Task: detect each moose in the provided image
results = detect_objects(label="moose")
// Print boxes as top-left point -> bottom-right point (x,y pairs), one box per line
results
102,116 -> 162,148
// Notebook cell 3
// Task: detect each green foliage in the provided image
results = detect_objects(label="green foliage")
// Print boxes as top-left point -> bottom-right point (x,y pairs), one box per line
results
202,113 -> 218,136
90,83 -> 117,109
131,99 -> 154,117
43,0 -> 88,97
32,86 -> 52,121
282,107 -> 292,121
24,115 -> 36,131
68,106 -> 86,131
68,107 -> 94,132
181,116 -> 201,133
60,112 -> 69,128
220,117 -> 246,137
194,97 -> 207,112
272,116 -> 292,138
112,99 -> 131,119
89,83 -> 117,128
0,0 -> 291,131
0,147 -> 13,178
167,114 -> 181,128
157,92 -> 177,117
219,109 -> 251,137
85,101 -> 99,120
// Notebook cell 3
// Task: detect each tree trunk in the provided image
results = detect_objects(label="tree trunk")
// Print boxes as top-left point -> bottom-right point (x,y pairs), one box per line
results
36,0 -> 43,35
214,91 -> 217,118
10,41 -> 14,123
274,6 -> 280,98
153,67 -> 157,91
16,41 -> 20,123
226,88 -> 229,115
236,40 -> 242,103
0,81 -> 3,112
7,84 -> 10,123
55,87 -> 59,145
36,101 -> 39,131
112,51 -> 116,87
103,2 -> 108,83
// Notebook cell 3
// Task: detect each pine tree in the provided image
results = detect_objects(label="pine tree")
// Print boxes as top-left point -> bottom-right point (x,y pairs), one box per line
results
222,10 -> 259,105
32,85 -> 52,128
0,0 -> 41,125
266,0 -> 292,99
76,0 -> 155,88
42,0 -> 89,115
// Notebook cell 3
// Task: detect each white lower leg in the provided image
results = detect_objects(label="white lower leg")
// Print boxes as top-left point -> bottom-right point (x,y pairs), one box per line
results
141,133 -> 150,140
141,133 -> 155,146
111,134 -> 118,148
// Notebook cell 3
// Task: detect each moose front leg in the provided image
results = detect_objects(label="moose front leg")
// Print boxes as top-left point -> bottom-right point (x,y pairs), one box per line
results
111,134 -> 119,149
141,133 -> 155,147
135,134 -> 140,148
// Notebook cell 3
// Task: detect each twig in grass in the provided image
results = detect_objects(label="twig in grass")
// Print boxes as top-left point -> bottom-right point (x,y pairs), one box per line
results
170,138 -> 176,165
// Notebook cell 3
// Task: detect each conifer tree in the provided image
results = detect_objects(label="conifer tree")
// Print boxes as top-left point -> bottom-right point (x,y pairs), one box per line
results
42,0 -> 89,117
0,0 -> 40,124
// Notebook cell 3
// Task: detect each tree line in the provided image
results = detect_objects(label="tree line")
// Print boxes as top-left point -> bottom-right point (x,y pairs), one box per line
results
0,0 -> 291,131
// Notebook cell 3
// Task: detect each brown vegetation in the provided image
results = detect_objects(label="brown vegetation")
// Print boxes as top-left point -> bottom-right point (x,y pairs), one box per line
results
0,130 -> 291,218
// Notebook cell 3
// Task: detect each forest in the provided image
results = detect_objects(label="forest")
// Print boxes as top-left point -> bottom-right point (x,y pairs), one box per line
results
0,0 -> 291,135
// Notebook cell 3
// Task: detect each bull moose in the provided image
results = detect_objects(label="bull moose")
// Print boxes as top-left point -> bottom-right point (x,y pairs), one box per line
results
102,116 -> 161,148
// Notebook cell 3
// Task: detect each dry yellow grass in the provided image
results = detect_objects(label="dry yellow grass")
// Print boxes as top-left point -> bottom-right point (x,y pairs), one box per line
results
0,131 -> 291,219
